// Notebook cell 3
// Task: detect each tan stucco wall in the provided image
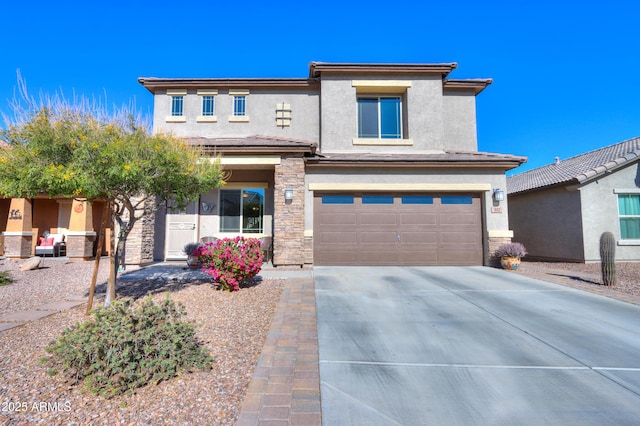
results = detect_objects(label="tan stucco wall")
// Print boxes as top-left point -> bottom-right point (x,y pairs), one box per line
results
443,92 -> 478,151
319,75 -> 448,153
152,89 -> 320,142
508,187 -> 584,262
580,162 -> 640,262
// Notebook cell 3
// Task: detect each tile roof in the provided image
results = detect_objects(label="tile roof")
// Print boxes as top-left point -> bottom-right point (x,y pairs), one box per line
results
507,136 -> 640,194
307,150 -> 526,167
182,135 -> 317,154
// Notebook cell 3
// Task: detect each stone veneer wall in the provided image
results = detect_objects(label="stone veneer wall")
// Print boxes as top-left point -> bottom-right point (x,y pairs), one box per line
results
3,235 -> 33,258
488,236 -> 512,266
123,198 -> 156,265
273,156 -> 305,266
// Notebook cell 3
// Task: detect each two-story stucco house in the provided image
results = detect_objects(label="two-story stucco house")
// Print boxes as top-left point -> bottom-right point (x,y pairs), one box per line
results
137,62 -> 526,267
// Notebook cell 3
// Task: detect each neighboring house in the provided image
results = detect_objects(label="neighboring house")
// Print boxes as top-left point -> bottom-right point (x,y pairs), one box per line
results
507,136 -> 640,262
138,61 -> 526,267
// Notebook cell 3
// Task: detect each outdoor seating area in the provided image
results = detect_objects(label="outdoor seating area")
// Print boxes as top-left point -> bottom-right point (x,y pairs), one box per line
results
34,233 -> 66,257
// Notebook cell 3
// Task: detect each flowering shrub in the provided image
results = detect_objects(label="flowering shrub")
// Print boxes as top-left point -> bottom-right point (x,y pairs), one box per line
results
495,242 -> 527,258
194,236 -> 264,291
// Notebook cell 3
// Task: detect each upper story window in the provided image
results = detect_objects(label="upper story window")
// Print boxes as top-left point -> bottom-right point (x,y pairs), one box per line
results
357,97 -> 402,139
165,89 -> 187,123
229,90 -> 250,122
234,96 -> 246,116
197,89 -> 218,122
352,80 -> 412,146
618,194 -> 640,239
171,96 -> 184,117
202,96 -> 215,116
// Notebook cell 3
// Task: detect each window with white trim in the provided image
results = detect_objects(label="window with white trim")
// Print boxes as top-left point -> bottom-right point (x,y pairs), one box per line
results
220,188 -> 264,233
357,97 -> 402,139
171,96 -> 184,117
233,96 -> 246,116
618,194 -> 640,239
202,95 -> 215,116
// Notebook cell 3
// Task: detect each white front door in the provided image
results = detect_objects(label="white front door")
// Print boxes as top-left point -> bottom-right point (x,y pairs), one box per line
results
165,201 -> 199,260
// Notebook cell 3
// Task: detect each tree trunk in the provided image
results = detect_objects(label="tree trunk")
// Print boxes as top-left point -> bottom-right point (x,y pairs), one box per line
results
86,201 -> 110,315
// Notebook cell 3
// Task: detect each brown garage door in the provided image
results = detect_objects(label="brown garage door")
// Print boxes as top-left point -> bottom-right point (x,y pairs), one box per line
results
313,193 -> 483,266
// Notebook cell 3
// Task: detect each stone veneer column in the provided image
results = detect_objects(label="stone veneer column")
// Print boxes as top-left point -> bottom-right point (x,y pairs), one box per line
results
66,199 -> 96,259
488,234 -> 513,266
123,198 -> 155,265
2,198 -> 34,258
273,156 -> 305,266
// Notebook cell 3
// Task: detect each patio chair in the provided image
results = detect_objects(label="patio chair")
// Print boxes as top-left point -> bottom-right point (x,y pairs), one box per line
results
35,233 -> 66,257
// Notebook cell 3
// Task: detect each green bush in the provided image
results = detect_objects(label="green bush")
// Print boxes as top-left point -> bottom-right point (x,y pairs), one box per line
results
42,296 -> 212,398
0,270 -> 11,286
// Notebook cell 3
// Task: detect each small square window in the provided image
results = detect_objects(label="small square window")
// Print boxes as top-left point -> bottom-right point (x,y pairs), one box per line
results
171,96 -> 184,117
202,95 -> 215,116
322,195 -> 354,204
233,95 -> 246,116
441,195 -> 473,205
362,195 -> 394,204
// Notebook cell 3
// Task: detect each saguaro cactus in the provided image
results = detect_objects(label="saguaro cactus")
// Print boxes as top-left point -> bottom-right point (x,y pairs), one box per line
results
599,231 -> 616,286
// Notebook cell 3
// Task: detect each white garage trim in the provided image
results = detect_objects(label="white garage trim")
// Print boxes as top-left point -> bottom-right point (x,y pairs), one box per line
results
308,183 -> 492,191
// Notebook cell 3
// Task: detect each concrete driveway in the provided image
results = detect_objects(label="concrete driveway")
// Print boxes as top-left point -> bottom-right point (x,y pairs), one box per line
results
315,266 -> 640,425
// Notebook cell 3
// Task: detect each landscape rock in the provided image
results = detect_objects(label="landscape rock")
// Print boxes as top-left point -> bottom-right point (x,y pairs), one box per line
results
19,256 -> 42,271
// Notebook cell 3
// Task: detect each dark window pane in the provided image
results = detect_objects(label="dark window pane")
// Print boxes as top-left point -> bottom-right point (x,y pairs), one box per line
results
441,195 -> 473,205
357,98 -> 379,138
362,195 -> 394,204
242,189 -> 264,233
402,195 -> 434,204
322,195 -> 355,204
220,190 -> 241,232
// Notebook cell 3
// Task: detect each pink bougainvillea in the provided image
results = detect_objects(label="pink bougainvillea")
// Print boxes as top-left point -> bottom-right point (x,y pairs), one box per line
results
194,236 -> 264,291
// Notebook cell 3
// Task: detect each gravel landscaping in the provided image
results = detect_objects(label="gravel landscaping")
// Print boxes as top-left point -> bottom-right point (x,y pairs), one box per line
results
0,257 -> 283,425
1,257 -> 639,425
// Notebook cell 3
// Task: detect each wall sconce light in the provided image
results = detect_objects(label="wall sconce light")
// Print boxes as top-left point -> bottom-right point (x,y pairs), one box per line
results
201,201 -> 213,212
284,186 -> 294,201
493,188 -> 505,202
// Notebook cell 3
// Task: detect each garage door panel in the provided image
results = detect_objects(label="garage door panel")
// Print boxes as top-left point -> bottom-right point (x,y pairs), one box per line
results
314,193 -> 483,266
318,212 -> 357,226
401,250 -> 439,265
439,213 -> 478,226
360,212 -> 398,226
440,231 -> 480,245
400,212 -> 437,226
399,231 -> 438,244
361,231 -> 399,244
318,251 -> 359,264
318,231 -> 358,245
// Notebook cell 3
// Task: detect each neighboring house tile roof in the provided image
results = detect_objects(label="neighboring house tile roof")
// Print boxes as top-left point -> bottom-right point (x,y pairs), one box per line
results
507,136 -> 640,194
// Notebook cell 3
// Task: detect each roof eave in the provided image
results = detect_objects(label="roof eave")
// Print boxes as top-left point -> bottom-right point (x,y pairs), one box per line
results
444,79 -> 493,95
138,77 -> 319,93
308,62 -> 458,78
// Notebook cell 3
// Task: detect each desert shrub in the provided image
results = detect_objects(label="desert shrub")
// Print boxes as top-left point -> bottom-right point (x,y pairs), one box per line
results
495,242 -> 527,258
42,296 -> 212,398
0,270 -> 11,286
195,236 -> 264,291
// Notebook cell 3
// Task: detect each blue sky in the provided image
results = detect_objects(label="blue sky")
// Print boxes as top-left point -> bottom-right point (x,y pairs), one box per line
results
2,0 -> 638,174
